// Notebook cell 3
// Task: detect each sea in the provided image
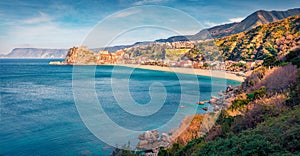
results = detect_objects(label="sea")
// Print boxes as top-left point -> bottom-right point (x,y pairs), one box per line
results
0,59 -> 240,155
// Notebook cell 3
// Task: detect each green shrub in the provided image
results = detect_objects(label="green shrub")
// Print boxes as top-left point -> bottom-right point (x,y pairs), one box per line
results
229,98 -> 249,111
192,105 -> 300,155
247,87 -> 267,101
263,55 -> 281,67
246,93 -> 255,101
278,61 -> 289,66
252,86 -> 266,99
285,47 -> 300,67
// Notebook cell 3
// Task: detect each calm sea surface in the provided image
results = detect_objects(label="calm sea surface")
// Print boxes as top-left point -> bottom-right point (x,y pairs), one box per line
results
0,59 -> 240,155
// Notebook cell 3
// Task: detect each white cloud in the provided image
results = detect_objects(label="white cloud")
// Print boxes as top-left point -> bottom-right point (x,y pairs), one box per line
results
0,10 -> 93,54
112,9 -> 141,18
202,16 -> 245,28
22,12 -> 52,24
1,20 -> 91,54
202,21 -> 219,28
133,0 -> 169,5
229,17 -> 244,23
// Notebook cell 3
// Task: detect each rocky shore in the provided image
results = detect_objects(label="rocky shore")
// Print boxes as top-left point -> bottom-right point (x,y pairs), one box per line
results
208,85 -> 239,111
136,85 -> 239,151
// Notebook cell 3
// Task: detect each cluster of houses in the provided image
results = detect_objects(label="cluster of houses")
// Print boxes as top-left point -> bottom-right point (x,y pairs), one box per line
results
57,43 -> 263,73
119,55 -> 263,72
96,50 -> 122,64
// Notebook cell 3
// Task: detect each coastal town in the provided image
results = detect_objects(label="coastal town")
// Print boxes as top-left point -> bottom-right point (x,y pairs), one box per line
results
2,0 -> 300,154
50,40 -> 264,77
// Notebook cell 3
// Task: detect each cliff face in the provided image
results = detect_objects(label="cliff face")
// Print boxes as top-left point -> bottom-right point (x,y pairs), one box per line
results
64,46 -> 122,65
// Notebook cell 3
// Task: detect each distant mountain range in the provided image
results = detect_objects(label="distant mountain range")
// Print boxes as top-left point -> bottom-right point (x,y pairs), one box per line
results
1,8 -> 299,58
0,48 -> 68,58
0,46 -> 132,58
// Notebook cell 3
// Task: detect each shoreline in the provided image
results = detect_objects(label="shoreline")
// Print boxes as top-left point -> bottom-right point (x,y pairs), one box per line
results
117,64 -> 245,82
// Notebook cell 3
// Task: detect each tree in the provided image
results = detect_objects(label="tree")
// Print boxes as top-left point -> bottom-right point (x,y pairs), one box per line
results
263,55 -> 279,67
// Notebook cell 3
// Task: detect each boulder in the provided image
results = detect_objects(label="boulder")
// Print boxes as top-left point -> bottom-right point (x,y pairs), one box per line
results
226,85 -> 233,92
137,140 -> 148,147
209,98 -> 217,104
160,133 -> 171,143
138,133 -> 145,140
151,130 -> 159,139
218,92 -> 223,96
211,96 -> 218,99
144,131 -> 152,140
197,101 -> 205,105
137,131 -> 171,150
213,107 -> 220,112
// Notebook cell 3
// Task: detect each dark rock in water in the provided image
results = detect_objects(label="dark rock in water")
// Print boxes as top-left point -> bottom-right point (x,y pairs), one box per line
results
197,101 -> 205,105
226,85 -> 233,92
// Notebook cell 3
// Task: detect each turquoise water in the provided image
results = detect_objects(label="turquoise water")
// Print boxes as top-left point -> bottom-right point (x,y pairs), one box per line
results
0,59 -> 240,155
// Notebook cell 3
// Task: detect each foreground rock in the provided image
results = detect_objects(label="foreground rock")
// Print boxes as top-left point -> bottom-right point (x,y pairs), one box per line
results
207,85 -> 240,111
136,130 -> 172,150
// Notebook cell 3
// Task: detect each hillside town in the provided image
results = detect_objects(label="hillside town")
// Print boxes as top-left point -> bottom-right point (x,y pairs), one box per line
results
50,40 -> 263,75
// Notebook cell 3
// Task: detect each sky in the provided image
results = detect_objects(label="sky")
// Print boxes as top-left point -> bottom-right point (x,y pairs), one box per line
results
0,0 -> 299,54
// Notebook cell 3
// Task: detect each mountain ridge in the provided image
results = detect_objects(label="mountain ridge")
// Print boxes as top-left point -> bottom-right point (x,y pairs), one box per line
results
156,8 -> 300,42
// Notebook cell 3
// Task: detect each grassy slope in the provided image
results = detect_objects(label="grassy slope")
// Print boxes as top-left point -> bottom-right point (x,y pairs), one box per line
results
191,15 -> 300,61
160,49 -> 300,156
110,16 -> 300,156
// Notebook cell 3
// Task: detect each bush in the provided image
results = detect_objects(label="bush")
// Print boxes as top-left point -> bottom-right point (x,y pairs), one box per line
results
247,86 -> 266,101
241,67 -> 266,90
263,55 -> 280,67
252,65 -> 297,95
285,47 -> 300,67
229,98 -> 249,111
285,68 -> 300,107
191,105 -> 300,155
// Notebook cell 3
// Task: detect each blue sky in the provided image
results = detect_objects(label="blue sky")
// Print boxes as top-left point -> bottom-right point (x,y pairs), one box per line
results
0,0 -> 299,54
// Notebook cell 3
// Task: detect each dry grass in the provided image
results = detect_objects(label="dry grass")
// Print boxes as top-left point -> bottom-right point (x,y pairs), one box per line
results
251,64 -> 297,94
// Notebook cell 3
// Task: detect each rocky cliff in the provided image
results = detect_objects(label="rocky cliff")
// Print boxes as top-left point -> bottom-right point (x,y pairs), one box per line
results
64,46 -> 123,65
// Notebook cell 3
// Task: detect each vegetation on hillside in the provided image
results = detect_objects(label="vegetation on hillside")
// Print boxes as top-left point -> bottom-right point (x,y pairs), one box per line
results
111,53 -> 300,156
156,47 -> 300,156
188,15 -> 300,61
217,15 -> 300,61
110,15 -> 300,156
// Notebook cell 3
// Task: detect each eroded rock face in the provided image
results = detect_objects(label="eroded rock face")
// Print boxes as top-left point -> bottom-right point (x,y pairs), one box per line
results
64,46 -> 122,65
65,46 -> 97,64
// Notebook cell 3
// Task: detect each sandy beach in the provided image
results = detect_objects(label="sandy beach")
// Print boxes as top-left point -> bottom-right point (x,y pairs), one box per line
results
117,64 -> 245,82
